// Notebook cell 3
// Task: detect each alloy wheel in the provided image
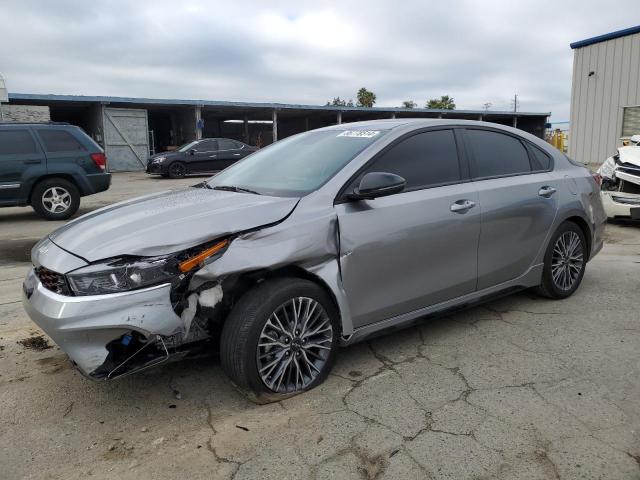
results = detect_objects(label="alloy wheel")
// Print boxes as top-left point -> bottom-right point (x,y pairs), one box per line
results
257,297 -> 333,393
169,163 -> 186,177
551,231 -> 584,291
42,187 -> 71,214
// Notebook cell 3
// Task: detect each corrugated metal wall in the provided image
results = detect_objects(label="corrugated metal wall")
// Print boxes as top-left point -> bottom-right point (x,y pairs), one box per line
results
569,32 -> 640,165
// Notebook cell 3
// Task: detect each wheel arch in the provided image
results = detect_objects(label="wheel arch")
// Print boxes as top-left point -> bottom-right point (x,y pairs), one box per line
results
27,174 -> 81,204
560,215 -> 592,262
220,263 -> 347,337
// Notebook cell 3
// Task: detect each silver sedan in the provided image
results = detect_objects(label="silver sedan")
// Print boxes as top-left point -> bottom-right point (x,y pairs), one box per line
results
23,119 -> 607,401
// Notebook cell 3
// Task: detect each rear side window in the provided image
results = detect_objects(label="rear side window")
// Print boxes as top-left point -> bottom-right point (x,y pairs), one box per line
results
37,130 -> 85,152
529,145 -> 551,171
196,140 -> 218,151
362,129 -> 461,190
466,129 -> 531,178
0,130 -> 37,155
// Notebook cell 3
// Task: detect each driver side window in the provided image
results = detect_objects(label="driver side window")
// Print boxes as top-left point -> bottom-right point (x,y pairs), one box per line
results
195,140 -> 218,152
348,129 -> 462,193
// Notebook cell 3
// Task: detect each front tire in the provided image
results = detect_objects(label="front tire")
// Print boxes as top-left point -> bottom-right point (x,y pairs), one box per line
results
220,278 -> 339,403
30,178 -> 80,220
535,221 -> 587,299
167,161 -> 187,179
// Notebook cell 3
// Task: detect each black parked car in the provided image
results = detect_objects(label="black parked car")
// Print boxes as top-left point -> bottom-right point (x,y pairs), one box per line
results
0,122 -> 111,220
146,138 -> 257,178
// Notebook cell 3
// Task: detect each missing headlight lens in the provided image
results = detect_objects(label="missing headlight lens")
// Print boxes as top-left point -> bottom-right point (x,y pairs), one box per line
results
67,256 -> 177,296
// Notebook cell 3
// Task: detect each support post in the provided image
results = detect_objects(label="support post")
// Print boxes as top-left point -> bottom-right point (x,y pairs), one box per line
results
243,116 -> 249,143
512,116 -> 518,128
337,111 -> 342,124
195,106 -> 202,140
272,110 -> 278,142
478,115 -> 483,121
391,113 -> 396,119
305,117 -> 309,131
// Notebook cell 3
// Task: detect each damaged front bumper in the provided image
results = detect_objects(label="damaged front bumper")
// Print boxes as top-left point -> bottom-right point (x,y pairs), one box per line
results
601,191 -> 640,220
22,268 -> 187,379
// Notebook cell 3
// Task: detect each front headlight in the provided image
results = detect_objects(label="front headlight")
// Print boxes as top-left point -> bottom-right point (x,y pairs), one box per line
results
152,156 -> 167,163
66,239 -> 229,296
67,256 -> 177,296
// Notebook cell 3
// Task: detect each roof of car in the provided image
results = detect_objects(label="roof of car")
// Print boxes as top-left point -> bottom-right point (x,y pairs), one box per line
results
321,118 -> 502,131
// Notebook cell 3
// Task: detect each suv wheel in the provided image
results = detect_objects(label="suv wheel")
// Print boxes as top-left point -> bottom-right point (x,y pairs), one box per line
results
535,221 -> 587,299
31,178 -> 80,220
167,162 -> 187,178
220,278 -> 339,403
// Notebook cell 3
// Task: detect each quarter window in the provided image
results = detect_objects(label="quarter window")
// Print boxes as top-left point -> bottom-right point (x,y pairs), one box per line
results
529,144 -> 551,171
359,129 -> 461,190
0,130 -> 37,155
196,140 -> 218,151
466,129 -> 531,178
37,130 -> 85,152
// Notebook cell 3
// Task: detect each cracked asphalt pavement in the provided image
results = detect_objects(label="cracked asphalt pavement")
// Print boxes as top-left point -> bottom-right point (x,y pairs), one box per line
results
1,173 -> 639,479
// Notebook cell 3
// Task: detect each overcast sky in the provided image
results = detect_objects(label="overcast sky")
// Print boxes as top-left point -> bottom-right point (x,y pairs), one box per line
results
1,0 -> 637,120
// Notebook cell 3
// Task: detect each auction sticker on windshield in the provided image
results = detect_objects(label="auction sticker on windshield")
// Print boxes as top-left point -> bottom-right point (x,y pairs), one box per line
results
337,130 -> 381,138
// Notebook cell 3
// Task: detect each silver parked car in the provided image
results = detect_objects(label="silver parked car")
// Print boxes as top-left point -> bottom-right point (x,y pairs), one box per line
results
23,119 -> 606,401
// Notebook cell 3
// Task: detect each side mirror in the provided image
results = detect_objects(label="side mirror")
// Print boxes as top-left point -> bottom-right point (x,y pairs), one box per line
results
349,172 -> 406,200
189,149 -> 196,155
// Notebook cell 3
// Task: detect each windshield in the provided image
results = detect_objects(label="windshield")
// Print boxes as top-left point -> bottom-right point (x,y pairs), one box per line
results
206,129 -> 386,197
177,140 -> 200,152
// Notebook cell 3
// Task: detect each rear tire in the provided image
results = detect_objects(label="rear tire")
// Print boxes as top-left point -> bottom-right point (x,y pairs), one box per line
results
535,221 -> 587,299
30,178 -> 80,220
220,278 -> 339,403
167,161 -> 187,179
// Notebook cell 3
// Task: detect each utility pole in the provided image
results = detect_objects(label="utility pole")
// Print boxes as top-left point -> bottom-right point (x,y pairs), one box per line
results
512,94 -> 519,113
0,73 -> 7,121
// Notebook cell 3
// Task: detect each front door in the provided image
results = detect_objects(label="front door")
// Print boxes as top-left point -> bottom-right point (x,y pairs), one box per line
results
462,128 -> 558,289
190,139 -> 219,172
335,129 -> 481,329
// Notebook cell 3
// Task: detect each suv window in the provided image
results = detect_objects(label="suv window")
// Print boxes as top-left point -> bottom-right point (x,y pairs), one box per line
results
358,129 -> 461,190
38,130 -> 85,152
529,144 -> 551,171
218,139 -> 239,150
0,129 -> 38,155
466,129 -> 531,178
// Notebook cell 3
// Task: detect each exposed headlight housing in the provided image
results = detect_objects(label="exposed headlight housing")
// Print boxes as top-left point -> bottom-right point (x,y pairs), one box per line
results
67,256 -> 178,296
65,239 -> 229,296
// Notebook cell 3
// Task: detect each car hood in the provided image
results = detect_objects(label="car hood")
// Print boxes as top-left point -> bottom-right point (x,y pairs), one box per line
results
618,146 -> 640,167
48,187 -> 299,262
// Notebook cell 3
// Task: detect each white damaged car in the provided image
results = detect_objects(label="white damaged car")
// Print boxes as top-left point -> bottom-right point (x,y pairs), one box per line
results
598,135 -> 640,220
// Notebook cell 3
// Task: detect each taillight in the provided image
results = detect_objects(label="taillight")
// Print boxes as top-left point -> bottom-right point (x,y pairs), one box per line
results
591,172 -> 602,186
90,153 -> 107,171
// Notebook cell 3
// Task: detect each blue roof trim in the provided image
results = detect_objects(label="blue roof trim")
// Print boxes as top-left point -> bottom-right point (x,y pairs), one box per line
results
570,25 -> 640,49
7,93 -> 549,117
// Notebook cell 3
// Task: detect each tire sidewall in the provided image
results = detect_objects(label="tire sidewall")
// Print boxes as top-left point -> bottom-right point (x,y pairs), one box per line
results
543,222 -> 587,298
229,279 -> 340,399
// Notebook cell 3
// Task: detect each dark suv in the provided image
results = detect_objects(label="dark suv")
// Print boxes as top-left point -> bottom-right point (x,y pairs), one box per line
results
0,122 -> 111,220
146,138 -> 257,178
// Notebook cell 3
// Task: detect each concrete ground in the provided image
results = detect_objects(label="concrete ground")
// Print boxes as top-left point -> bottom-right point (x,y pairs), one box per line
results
1,172 -> 639,480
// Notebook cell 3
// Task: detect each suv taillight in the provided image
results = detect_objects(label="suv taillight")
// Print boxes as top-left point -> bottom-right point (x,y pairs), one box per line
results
90,153 -> 107,171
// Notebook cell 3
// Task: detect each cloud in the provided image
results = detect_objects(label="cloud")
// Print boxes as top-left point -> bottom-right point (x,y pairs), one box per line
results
0,0 -> 637,120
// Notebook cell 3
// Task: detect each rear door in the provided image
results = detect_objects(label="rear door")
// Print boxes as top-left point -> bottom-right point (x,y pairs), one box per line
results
335,128 -> 481,329
216,139 -> 245,168
462,128 -> 558,290
0,127 -> 46,205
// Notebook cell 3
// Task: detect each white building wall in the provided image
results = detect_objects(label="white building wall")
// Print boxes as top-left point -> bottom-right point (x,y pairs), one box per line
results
0,104 -> 50,122
569,31 -> 640,165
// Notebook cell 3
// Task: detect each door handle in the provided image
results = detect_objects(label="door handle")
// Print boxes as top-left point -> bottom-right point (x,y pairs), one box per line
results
23,159 -> 41,164
538,186 -> 557,198
233,153 -> 241,156
209,155 -> 217,158
450,199 -> 476,213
